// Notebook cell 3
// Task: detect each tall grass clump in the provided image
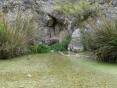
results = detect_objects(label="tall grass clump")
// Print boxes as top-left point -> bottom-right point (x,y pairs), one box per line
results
0,13 -> 36,59
81,18 -> 117,62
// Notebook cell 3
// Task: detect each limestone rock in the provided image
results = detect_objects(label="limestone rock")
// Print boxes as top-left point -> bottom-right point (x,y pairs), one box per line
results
27,73 -> 32,78
68,28 -> 83,52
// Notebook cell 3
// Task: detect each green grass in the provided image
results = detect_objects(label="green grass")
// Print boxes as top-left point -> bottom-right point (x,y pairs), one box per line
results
0,53 -> 117,88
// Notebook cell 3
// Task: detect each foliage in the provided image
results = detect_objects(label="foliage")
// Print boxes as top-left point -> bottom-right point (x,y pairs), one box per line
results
30,36 -> 71,53
30,44 -> 50,53
0,13 -> 36,59
81,18 -> 117,62
51,36 -> 71,51
80,28 -> 97,51
55,0 -> 98,22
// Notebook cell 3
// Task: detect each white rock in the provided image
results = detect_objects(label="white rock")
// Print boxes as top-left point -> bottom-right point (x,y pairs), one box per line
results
19,86 -> 24,88
27,74 -> 32,78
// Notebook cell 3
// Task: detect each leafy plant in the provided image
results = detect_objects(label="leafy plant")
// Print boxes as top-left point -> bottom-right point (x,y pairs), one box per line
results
30,44 -> 50,53
51,36 -> 71,51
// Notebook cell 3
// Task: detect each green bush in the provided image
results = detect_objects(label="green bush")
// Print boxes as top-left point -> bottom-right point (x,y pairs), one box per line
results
0,23 -> 5,42
51,36 -> 71,51
51,43 -> 66,51
81,18 -> 117,62
30,44 -> 50,53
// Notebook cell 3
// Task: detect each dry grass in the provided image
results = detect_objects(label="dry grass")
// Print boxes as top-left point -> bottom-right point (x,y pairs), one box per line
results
0,12 -> 37,58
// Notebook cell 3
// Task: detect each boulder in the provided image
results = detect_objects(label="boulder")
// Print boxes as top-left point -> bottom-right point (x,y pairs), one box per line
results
112,0 -> 117,7
68,28 -> 83,52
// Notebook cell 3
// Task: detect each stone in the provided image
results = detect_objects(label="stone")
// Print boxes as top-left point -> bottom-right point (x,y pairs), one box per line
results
112,0 -> 117,7
68,28 -> 83,52
19,86 -> 24,88
27,74 -> 32,78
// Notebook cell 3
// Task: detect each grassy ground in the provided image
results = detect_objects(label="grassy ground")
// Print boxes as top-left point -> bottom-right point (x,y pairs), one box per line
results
0,53 -> 117,88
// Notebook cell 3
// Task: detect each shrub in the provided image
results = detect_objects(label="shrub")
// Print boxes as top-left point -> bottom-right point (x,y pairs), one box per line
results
0,22 -> 27,59
80,28 -> 96,51
81,18 -> 117,62
51,43 -> 66,51
51,36 -> 71,51
55,0 -> 98,22
30,44 -> 50,53
0,13 -> 36,59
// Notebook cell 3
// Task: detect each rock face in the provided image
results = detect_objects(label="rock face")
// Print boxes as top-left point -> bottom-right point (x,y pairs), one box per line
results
46,10 -> 71,44
68,0 -> 117,52
0,0 -> 71,45
88,0 -> 117,5
0,0 -> 117,52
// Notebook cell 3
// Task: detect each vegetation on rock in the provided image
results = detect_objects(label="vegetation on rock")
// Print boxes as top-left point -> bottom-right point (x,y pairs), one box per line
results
55,0 -> 98,22
81,18 -> 117,62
